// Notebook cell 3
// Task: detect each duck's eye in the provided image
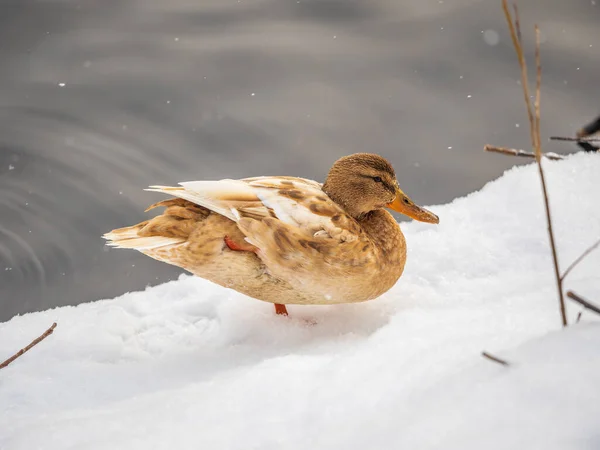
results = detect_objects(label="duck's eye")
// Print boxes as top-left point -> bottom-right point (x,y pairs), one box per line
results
372,176 -> 383,183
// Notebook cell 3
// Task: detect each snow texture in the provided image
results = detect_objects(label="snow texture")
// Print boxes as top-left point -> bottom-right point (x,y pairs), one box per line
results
1,154 -> 600,450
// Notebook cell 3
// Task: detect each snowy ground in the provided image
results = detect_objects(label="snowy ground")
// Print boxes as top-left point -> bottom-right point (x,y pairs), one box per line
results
1,153 -> 599,450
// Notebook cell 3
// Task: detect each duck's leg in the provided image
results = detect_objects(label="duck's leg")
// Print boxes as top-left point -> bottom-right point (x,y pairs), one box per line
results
274,304 -> 288,316
224,235 -> 257,252
223,235 -> 288,316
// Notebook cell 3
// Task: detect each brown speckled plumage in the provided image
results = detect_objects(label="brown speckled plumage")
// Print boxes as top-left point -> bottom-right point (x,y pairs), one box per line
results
103,153 -> 439,307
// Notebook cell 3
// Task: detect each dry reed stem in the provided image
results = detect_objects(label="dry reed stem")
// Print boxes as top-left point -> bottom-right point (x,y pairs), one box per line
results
501,0 -> 567,327
534,26 -> 541,160
502,1 -> 537,152
0,323 -> 57,370
513,4 -> 522,43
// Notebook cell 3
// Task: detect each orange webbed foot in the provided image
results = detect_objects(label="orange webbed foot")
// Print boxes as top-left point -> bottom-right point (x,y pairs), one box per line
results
273,304 -> 316,325
274,303 -> 288,316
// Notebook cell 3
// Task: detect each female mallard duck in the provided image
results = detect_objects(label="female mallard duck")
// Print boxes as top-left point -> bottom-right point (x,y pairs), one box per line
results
104,153 -> 438,316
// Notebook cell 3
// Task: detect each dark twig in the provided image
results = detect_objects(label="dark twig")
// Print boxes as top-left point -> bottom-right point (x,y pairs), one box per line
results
550,136 -> 600,143
482,351 -> 510,366
576,115 -> 600,139
576,141 -> 600,152
561,238 -> 600,282
484,144 -> 565,161
550,136 -> 600,152
501,0 -> 567,326
576,312 -> 582,323
0,323 -> 57,370
566,291 -> 600,316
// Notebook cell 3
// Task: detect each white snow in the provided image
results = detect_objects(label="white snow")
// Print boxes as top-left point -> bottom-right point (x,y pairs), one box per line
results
1,154 -> 600,450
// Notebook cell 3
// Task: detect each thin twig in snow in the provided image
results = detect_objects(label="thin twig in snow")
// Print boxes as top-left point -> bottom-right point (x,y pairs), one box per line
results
561,238 -> 600,282
566,291 -> 600,317
484,144 -> 564,161
482,351 -> 510,367
0,323 -> 57,370
576,312 -> 582,323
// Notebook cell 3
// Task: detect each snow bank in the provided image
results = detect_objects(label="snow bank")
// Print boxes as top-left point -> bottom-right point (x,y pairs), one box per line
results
1,154 -> 599,450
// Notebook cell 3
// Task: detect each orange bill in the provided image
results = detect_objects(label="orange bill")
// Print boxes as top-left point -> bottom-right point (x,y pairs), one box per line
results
387,189 -> 439,224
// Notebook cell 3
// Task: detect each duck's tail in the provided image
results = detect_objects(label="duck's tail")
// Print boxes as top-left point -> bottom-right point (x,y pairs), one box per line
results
103,224 -> 186,251
103,198 -> 209,251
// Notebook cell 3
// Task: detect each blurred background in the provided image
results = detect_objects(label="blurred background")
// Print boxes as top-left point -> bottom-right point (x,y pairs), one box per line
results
0,0 -> 598,321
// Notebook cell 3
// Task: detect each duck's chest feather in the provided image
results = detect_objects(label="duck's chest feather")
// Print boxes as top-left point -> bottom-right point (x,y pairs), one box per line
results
351,210 -> 407,298
264,209 -> 407,304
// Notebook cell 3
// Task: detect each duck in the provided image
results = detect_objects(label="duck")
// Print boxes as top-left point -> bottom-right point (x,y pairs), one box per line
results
103,153 -> 439,316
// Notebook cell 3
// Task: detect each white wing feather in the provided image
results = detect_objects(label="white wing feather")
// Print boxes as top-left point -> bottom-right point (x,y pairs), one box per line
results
146,176 -> 341,237
146,179 -> 255,222
246,177 -> 333,231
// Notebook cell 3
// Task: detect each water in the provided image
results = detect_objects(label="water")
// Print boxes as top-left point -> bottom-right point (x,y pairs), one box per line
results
0,0 -> 598,321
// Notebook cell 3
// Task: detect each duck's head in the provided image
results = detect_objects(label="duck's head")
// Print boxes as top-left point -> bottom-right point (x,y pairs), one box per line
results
322,153 -> 439,223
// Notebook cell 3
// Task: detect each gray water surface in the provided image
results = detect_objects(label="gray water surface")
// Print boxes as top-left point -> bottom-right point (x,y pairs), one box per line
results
0,0 -> 598,321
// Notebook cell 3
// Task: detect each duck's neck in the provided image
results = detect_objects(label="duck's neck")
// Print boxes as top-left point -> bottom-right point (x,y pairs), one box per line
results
322,182 -> 363,219
358,210 -> 406,259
